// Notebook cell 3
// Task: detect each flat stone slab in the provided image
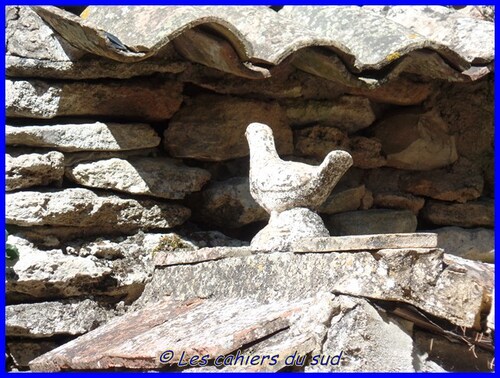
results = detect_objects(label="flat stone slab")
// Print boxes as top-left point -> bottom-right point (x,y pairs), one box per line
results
290,233 -> 437,252
6,299 -> 116,338
154,246 -> 252,267
66,157 -> 211,199
7,122 -> 160,152
139,248 -> 491,329
29,295 -> 330,371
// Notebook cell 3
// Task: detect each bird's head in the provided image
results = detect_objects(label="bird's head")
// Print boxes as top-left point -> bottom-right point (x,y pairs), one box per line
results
245,122 -> 273,141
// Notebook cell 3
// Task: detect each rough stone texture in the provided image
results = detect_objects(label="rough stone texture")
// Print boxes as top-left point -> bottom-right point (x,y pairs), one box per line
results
319,184 -> 366,215
7,55 -> 186,80
6,300 -> 117,338
327,209 -> 417,236
373,192 -> 425,215
8,342 -> 60,371
6,122 -> 161,152
349,136 -> 386,169
191,177 -> 268,228
284,97 -> 376,133
251,208 -> 330,251
6,232 -> 178,303
372,111 -> 458,170
247,123 -> 353,214
154,246 -> 252,267
364,6 -> 494,64
435,227 -> 494,263
7,235 -> 112,303
347,78 -> 434,105
6,7 -> 185,80
414,330 -> 494,372
294,125 -> 349,160
6,151 -> 64,191
291,233 -> 437,252
6,78 -> 183,121
66,157 -> 211,199
6,188 -> 190,231
164,95 -> 292,161
185,231 -> 248,249
421,199 -> 494,228
433,80 -> 493,177
399,159 -> 483,203
305,296 -> 415,372
6,6 -> 83,63
30,295 -> 332,371
140,248 -> 488,329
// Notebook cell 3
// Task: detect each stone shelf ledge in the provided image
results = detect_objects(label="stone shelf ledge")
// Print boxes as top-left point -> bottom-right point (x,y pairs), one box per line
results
147,244 -> 493,330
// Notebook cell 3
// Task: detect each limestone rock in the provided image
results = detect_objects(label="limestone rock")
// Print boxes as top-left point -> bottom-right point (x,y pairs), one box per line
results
66,157 -> 211,199
7,55 -> 186,80
294,126 -> 349,160
186,231 -> 249,248
6,300 -> 116,338
284,97 -> 376,133
319,184 -> 366,215
399,160 -> 483,203
6,122 -> 161,151
435,227 -> 494,263
349,136 -> 386,169
306,296 -> 415,372
6,151 -> 64,191
291,233 -> 438,252
30,296 -> 331,371
154,246 -> 252,267
372,111 -> 458,170
347,78 -> 433,105
6,188 -> 190,230
421,198 -> 493,228
327,209 -> 417,236
6,232 -> 170,303
192,177 -> 268,228
139,248 -> 488,328
6,6 -> 83,63
164,95 -> 292,161
6,78 -> 183,121
8,342 -> 60,370
373,192 -> 425,215
7,235 -> 112,303
251,208 -> 330,251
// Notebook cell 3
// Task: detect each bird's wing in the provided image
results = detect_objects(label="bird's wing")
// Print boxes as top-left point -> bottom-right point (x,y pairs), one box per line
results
252,160 -> 319,192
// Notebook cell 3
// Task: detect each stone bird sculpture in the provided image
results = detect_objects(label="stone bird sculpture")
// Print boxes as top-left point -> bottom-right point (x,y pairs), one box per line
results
246,122 -> 353,215
245,122 -> 353,251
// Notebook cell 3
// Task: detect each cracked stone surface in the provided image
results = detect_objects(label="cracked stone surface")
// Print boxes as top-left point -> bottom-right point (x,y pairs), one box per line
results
6,299 -> 118,338
6,188 -> 190,231
139,247 -> 489,329
30,295 -> 335,371
6,151 -> 64,191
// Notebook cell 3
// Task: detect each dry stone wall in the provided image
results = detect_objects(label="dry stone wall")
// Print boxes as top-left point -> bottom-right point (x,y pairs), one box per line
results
5,6 -> 494,372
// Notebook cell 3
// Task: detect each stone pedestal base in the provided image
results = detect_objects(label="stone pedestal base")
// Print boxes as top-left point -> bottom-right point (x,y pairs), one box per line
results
250,207 -> 329,251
